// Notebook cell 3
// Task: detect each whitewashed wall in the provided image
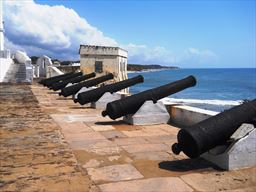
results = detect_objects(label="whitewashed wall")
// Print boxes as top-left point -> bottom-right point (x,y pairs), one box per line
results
0,58 -> 12,82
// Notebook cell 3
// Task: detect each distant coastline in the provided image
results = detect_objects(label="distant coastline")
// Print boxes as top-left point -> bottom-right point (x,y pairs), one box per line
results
127,64 -> 179,72
30,56 -> 179,73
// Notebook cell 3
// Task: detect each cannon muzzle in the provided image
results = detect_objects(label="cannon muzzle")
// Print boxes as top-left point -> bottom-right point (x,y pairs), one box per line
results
172,99 -> 256,158
39,72 -> 74,86
102,75 -> 196,120
59,73 -> 114,97
51,72 -> 96,91
46,72 -> 83,88
76,75 -> 144,105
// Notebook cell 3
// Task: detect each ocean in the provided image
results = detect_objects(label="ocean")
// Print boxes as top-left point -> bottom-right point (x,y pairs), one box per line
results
128,68 -> 256,112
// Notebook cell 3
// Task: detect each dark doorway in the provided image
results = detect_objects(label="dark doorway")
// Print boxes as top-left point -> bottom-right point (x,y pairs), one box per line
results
95,61 -> 103,73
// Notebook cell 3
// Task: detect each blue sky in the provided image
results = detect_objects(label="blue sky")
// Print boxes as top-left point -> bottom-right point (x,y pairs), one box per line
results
4,0 -> 256,68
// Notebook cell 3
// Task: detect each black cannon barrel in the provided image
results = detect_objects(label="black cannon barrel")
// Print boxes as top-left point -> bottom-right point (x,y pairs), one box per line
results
46,72 -> 83,88
172,99 -> 256,159
39,72 -> 74,86
102,75 -> 196,120
51,72 -> 96,91
59,73 -> 114,97
75,75 -> 144,105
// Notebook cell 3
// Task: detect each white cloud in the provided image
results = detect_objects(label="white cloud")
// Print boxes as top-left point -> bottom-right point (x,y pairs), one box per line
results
123,43 -> 177,64
184,48 -> 218,63
3,0 -> 218,66
4,0 -> 117,59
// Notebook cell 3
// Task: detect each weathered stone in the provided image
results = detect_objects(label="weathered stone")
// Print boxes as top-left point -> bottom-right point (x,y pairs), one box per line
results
64,132 -> 106,142
100,130 -> 126,139
87,164 -> 143,183
51,114 -> 106,123
58,122 -> 93,133
91,125 -> 115,132
145,135 -> 177,144
113,137 -> 149,146
181,168 -> 256,191
122,143 -> 169,153
108,155 -> 121,161
98,177 -> 193,192
131,151 -> 170,161
83,159 -> 102,168
122,127 -> 169,137
0,84 -> 92,191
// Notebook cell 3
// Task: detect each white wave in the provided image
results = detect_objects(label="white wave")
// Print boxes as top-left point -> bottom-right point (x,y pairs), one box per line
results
161,97 -> 243,106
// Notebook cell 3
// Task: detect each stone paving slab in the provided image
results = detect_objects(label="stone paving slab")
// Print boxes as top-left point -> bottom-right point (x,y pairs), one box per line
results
100,130 -> 127,139
122,128 -> 169,137
121,143 -> 169,153
51,114 -> 106,123
64,131 -> 106,141
98,177 -> 194,192
85,145 -> 122,155
83,159 -> 102,168
58,121 -> 93,133
146,124 -> 180,134
112,137 -> 149,146
222,186 -> 256,192
144,135 -> 177,144
180,168 -> 256,191
130,151 -> 171,161
91,125 -> 115,132
87,164 -> 144,183
71,140 -> 123,155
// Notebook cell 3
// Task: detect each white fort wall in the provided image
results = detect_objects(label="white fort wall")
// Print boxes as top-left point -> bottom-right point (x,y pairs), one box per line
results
0,58 -> 12,82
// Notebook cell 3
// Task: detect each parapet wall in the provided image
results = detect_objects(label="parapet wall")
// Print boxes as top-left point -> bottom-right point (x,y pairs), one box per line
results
166,104 -> 218,126
0,58 -> 13,82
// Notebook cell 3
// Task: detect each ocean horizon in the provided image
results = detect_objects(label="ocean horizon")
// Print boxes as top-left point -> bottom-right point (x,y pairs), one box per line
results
128,68 -> 256,112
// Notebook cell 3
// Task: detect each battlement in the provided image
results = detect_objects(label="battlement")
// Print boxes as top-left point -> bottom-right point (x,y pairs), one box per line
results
79,45 -> 127,58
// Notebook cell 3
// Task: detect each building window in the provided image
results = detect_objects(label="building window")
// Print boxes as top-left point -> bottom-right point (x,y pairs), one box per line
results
95,61 -> 103,73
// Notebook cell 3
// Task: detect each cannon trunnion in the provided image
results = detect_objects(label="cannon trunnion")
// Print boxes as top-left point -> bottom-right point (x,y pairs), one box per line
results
102,75 -> 197,120
59,73 -> 114,97
75,75 -> 144,105
51,72 -> 96,91
172,99 -> 256,159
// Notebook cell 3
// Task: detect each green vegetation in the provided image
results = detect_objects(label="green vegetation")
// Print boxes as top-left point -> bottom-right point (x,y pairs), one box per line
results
127,64 -> 179,71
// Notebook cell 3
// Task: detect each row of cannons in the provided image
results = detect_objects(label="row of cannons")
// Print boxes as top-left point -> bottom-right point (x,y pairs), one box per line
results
39,72 -> 256,170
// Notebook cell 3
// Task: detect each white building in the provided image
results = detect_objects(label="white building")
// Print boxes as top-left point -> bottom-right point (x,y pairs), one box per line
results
0,0 -> 12,82
79,45 -> 128,82
0,0 -> 33,83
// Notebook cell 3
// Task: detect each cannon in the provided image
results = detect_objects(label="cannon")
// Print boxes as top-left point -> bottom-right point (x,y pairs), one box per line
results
50,72 -> 96,91
102,75 -> 197,120
45,72 -> 83,88
59,73 -> 114,97
39,72 -> 74,86
172,99 -> 256,159
74,75 -> 144,105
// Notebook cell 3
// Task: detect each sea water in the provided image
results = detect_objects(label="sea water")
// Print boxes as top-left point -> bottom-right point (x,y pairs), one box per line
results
128,68 -> 256,112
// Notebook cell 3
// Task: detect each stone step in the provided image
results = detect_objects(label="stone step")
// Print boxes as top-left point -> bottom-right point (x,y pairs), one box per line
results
3,62 -> 28,83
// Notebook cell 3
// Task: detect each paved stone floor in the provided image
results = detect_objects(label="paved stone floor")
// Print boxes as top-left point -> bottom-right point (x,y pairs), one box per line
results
1,83 -> 256,191
0,84 -> 92,192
